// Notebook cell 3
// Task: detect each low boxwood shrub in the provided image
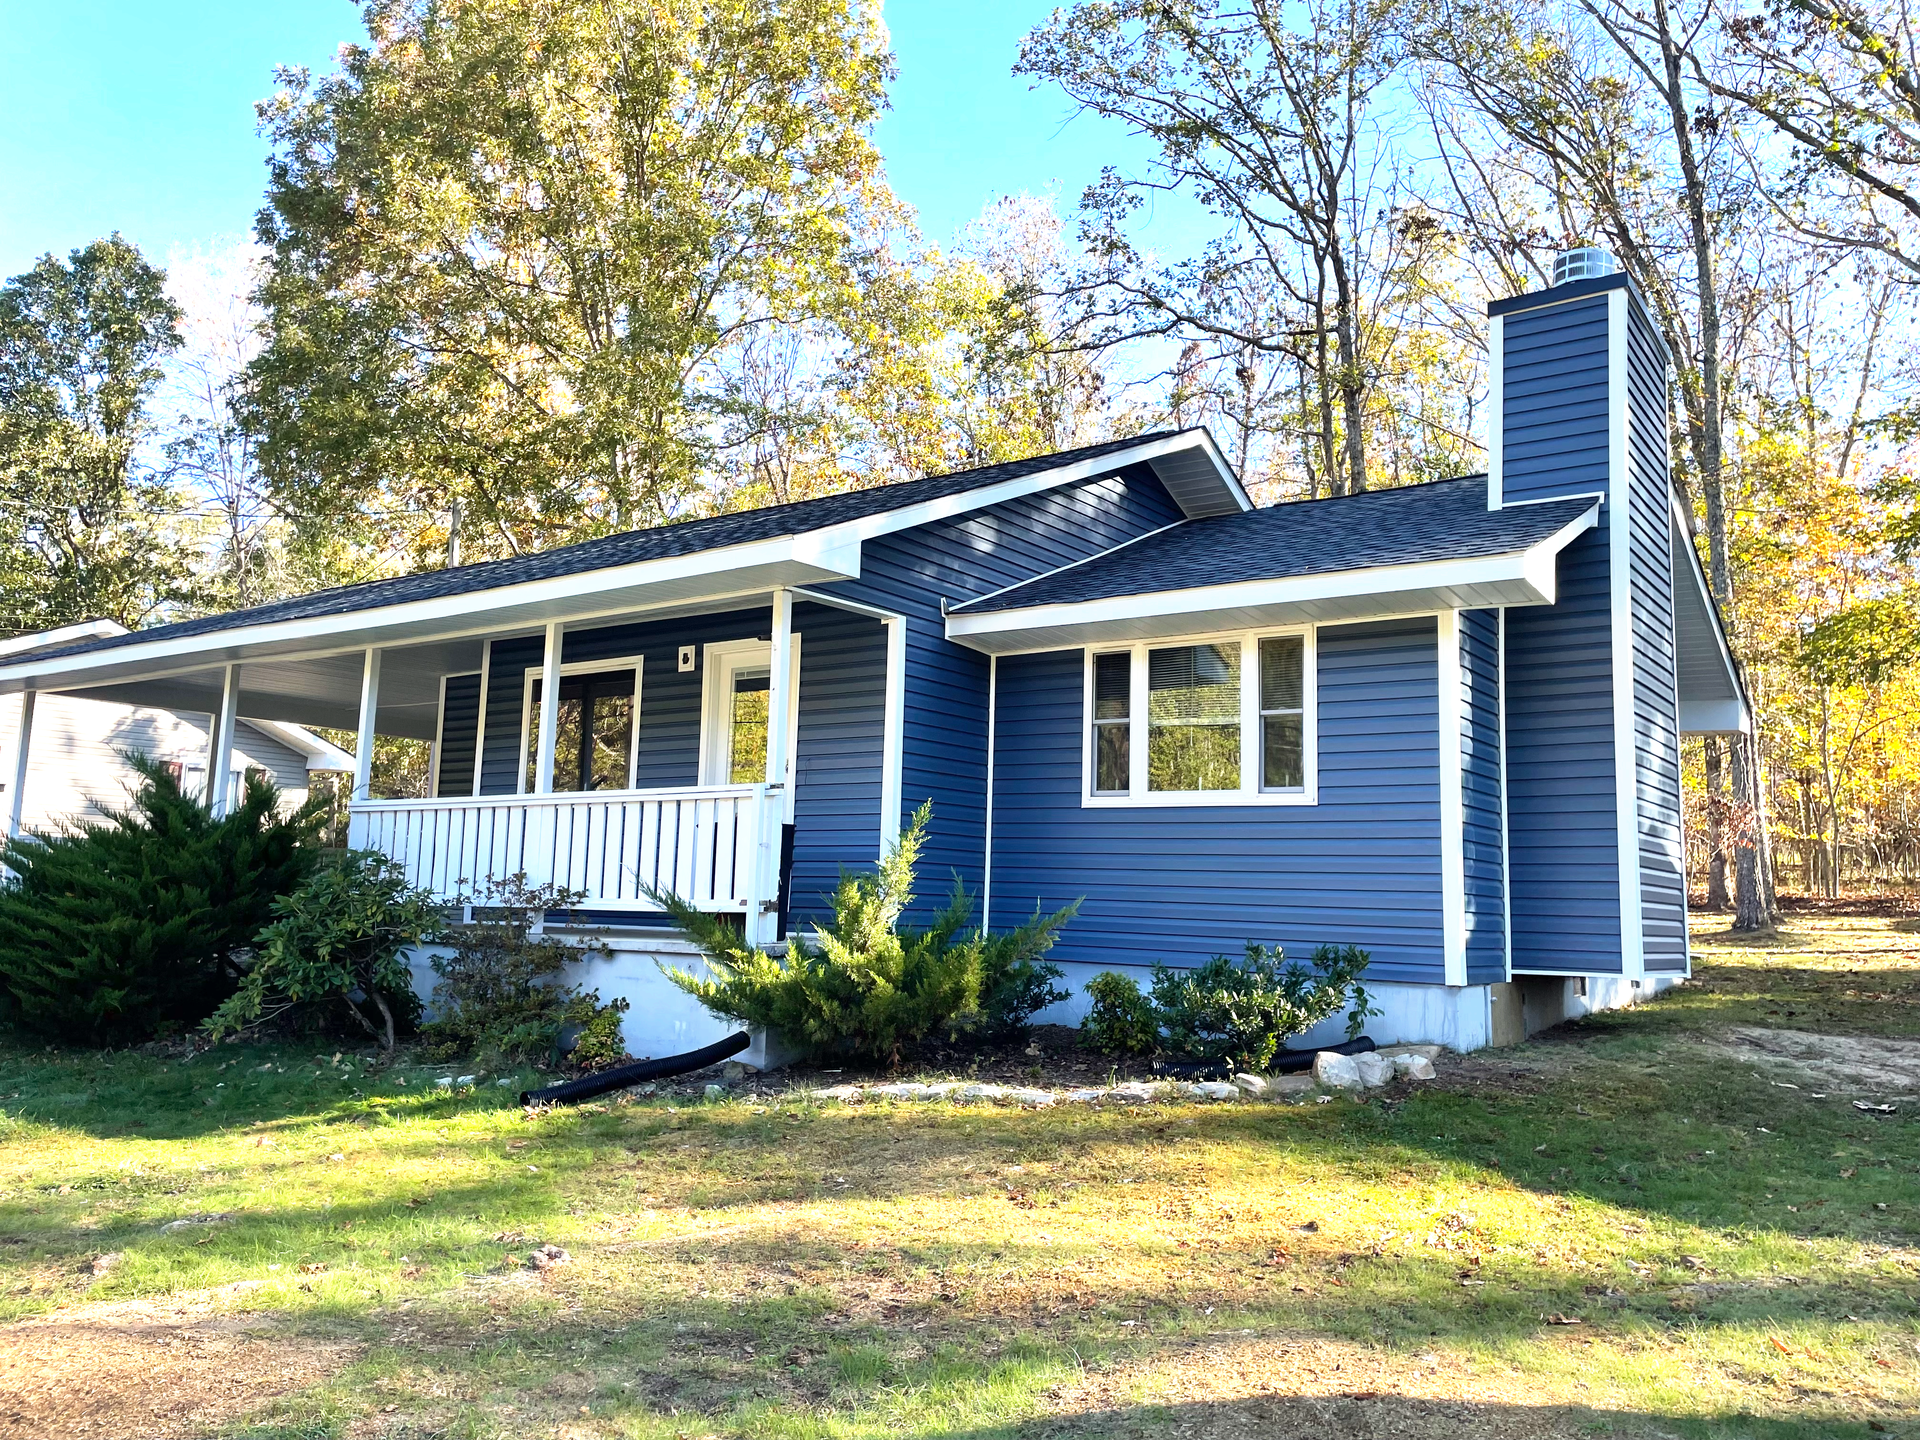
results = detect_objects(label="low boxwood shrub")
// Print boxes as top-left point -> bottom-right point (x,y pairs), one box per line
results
203,849 -> 434,1051
656,804 -> 1075,1065
421,874 -> 628,1069
0,756 -> 320,1044
1081,970 -> 1159,1055
1149,942 -> 1378,1071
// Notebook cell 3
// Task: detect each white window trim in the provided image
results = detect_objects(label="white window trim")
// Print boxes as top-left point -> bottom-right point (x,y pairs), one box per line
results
1081,625 -> 1318,808
514,656 -> 645,795
698,635 -> 803,818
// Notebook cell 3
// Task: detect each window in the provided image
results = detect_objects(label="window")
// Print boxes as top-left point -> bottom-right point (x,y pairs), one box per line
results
699,636 -> 803,819
1083,629 -> 1314,805
520,663 -> 640,793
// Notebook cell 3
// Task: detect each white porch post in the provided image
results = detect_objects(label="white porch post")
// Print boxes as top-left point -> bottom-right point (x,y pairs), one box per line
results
207,664 -> 241,817
533,621 -> 563,794
352,649 -> 382,803
7,690 -> 36,839
746,589 -> 795,946
764,589 -> 793,793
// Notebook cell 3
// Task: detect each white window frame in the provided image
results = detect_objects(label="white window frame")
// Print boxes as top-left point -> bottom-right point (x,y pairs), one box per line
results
515,656 -> 645,795
699,635 -> 803,818
1080,625 -> 1317,808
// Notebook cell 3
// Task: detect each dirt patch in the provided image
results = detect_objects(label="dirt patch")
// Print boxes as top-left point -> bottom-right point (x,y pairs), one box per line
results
1040,1334 -> 1604,1438
1708,1025 -> 1920,1098
0,1287 -> 355,1439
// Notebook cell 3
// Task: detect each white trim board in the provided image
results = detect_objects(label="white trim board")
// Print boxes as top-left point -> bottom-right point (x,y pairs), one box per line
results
1607,288 -> 1647,985
1486,313 -> 1505,511
1436,610 -> 1468,986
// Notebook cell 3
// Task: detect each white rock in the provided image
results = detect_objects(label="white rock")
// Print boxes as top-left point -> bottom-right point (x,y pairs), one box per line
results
1393,1053 -> 1437,1080
1234,1073 -> 1268,1096
955,1083 -> 1010,1102
870,1082 -> 931,1101
1353,1052 -> 1394,1088
434,1076 -> 453,1088
496,1078 -> 514,1087
808,1084 -> 862,1102
920,1081 -> 965,1098
703,1083 -> 727,1101
1268,1073 -> 1316,1096
1192,1081 -> 1239,1101
456,1074 -> 478,1086
1313,1051 -> 1364,1091
1007,1087 -> 1057,1107
1063,1088 -> 1109,1104
1107,1082 -> 1163,1104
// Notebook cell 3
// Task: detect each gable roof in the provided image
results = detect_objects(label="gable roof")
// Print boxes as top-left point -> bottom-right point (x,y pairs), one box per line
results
950,477 -> 1597,614
6,430 -> 1240,678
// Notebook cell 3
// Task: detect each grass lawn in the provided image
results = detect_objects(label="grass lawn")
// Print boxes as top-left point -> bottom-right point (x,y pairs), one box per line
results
1,915 -> 1917,1439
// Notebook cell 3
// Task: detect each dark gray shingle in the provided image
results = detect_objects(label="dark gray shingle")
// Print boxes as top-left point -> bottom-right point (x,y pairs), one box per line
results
950,477 -> 1595,614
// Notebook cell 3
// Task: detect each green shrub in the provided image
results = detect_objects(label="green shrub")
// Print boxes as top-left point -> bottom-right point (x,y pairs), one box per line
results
203,850 -> 434,1051
421,874 -> 627,1069
656,803 -> 1075,1065
1149,942 -> 1376,1071
0,756 -> 320,1044
1081,970 -> 1159,1055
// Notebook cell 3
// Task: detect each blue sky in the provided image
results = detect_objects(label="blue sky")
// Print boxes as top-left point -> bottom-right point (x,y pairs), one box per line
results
0,0 -> 1157,278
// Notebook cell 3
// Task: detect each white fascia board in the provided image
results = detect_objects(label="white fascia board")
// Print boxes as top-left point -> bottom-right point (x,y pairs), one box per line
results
240,718 -> 357,771
1678,699 -> 1750,735
945,506 -> 1597,655
0,532 -> 863,696
0,619 -> 127,658
818,432 -> 1248,551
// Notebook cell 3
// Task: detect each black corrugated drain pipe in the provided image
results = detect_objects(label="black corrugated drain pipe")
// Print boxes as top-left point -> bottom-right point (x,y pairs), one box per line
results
520,1031 -> 751,1107
1267,1036 -> 1376,1074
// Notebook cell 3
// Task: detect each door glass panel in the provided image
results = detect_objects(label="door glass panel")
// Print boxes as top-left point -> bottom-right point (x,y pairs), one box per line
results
526,669 -> 637,792
729,670 -> 771,784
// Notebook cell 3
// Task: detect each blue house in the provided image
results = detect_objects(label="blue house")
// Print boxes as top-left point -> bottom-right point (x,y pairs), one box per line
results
0,258 -> 1746,1054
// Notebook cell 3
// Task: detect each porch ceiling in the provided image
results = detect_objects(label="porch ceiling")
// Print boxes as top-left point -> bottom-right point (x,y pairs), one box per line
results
59,635 -> 487,741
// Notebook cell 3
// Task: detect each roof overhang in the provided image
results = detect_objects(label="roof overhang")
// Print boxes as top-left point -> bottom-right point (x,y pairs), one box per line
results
240,719 -> 357,771
944,504 -> 1598,655
1671,497 -> 1751,735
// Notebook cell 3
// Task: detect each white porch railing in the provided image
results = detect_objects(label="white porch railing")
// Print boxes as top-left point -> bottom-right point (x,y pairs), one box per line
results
346,783 -> 784,936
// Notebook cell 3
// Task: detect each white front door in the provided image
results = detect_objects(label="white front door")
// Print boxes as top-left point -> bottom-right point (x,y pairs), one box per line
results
700,636 -> 801,816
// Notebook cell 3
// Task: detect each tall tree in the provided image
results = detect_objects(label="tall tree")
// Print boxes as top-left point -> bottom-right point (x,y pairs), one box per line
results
242,0 -> 895,566
1017,0 -> 1460,497
0,237 -> 194,632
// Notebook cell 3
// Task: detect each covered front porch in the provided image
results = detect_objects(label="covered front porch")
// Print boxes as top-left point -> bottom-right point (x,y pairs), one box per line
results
6,581 -> 905,946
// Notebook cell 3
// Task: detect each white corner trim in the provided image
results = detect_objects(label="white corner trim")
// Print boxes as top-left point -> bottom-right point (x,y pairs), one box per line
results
470,641 -> 492,796
880,615 -> 905,855
984,653 -> 997,930
1608,288 -> 1647,984
1487,314 -> 1505,511
429,673 -> 449,797
1496,608 -> 1513,982
1437,610 -> 1468,986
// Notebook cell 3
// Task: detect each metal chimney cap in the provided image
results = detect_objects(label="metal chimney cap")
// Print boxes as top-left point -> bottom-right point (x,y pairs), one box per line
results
1553,246 -> 1618,285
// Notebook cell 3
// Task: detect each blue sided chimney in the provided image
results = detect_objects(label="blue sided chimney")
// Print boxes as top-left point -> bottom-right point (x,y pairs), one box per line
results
1487,250 -> 1687,987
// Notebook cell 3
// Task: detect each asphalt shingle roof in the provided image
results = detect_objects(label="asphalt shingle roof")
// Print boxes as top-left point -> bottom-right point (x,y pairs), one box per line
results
20,432 -> 1188,665
949,477 -> 1595,614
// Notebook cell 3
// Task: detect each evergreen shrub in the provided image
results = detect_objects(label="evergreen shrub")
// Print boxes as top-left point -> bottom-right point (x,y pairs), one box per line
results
203,850 -> 434,1051
0,757 -> 319,1044
421,874 -> 628,1069
1081,970 -> 1159,1055
1149,942 -> 1377,1071
656,804 -> 1075,1065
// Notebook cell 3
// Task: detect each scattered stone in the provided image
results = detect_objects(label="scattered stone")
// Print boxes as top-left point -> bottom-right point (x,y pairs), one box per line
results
434,1076 -> 453,1088
869,1082 -> 931,1100
703,1083 -> 727,1102
955,1083 -> 1011,1102
90,1251 -> 122,1277
527,1244 -> 570,1271
159,1214 -> 231,1234
920,1082 -> 965,1098
1188,1081 -> 1238,1101
1353,1053 -> 1394,1088
456,1074 -> 478,1086
1006,1087 -> 1057,1106
1107,1082 -> 1163,1104
721,1061 -> 750,1081
1376,1043 -> 1445,1061
1234,1073 -> 1269,1096
1267,1073 -> 1315,1096
1392,1053 -> 1437,1080
1063,1088 -> 1109,1104
807,1084 -> 862,1103
1313,1051 -> 1364,1091
496,1077 -> 514,1087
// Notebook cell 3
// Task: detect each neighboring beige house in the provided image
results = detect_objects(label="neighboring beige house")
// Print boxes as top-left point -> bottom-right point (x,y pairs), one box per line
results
0,621 -> 351,835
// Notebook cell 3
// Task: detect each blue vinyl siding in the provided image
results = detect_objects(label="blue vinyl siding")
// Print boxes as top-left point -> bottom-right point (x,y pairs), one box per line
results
433,673 -> 481,797
444,603 -> 885,925
1628,304 -> 1688,970
988,619 -> 1446,983
816,462 -> 1185,921
1460,609 -> 1506,982
1501,292 -> 1624,973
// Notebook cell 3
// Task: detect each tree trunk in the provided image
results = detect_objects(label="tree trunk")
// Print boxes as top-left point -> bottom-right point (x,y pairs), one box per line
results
1705,737 -> 1729,908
